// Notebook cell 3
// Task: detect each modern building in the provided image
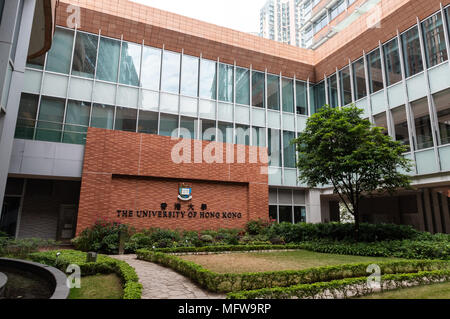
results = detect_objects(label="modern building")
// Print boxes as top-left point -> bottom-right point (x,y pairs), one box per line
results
0,0 -> 449,241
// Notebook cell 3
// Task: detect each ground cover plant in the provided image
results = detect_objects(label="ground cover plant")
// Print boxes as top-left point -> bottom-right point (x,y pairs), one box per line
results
30,250 -> 142,299
68,274 -> 124,299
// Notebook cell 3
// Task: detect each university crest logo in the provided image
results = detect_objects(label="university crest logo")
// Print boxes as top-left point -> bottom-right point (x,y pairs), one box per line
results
178,183 -> 192,201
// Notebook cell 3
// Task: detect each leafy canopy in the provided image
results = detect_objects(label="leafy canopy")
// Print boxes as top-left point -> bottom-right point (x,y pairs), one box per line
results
294,105 -> 412,213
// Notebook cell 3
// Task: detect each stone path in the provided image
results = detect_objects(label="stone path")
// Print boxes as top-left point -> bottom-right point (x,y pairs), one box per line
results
112,254 -> 225,299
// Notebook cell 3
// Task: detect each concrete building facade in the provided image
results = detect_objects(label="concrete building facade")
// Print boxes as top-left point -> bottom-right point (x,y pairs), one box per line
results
0,0 -> 449,240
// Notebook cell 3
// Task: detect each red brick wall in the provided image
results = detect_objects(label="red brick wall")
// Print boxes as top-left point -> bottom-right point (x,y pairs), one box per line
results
76,128 -> 269,234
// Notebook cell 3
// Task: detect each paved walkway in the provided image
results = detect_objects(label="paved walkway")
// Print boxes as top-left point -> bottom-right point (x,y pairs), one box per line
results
112,254 -> 225,299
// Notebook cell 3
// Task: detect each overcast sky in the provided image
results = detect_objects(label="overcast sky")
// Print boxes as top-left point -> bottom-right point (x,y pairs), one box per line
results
131,0 -> 266,33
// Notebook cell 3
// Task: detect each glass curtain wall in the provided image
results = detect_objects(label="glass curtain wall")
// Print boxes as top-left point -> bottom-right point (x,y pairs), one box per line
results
401,26 -> 424,78
267,74 -> 280,111
328,74 -> 338,107
411,98 -> 434,150
45,28 -> 74,74
96,37 -> 121,82
352,58 -> 367,100
72,32 -> 98,78
339,66 -> 352,106
367,49 -> 383,93
180,55 -> 199,97
218,63 -> 233,103
383,38 -> 402,86
282,78 -> 294,113
296,81 -> 308,115
391,105 -> 411,152
421,12 -> 448,68
199,59 -> 216,99
119,42 -> 141,86
236,67 -> 250,105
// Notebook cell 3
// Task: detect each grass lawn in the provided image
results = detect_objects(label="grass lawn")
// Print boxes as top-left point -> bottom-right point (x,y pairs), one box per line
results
179,250 -> 400,273
68,274 -> 123,299
357,281 -> 450,299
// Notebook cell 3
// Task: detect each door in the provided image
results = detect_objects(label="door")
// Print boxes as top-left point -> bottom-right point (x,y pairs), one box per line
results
57,205 -> 77,241
0,197 -> 21,237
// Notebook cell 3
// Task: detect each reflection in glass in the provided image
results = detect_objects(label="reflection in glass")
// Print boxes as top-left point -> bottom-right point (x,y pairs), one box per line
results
328,74 -> 338,107
294,206 -> 306,223
391,105 -> 410,152
218,122 -> 233,144
422,13 -> 448,68
180,55 -> 199,97
283,131 -> 296,168
180,116 -> 196,139
120,42 -> 141,86
268,128 -> 281,167
36,96 -> 65,142
15,93 -> 39,139
267,74 -> 280,111
339,66 -> 352,106
46,28 -> 74,74
161,51 -> 181,94
282,78 -> 294,113
138,110 -> 158,135
91,103 -> 114,130
199,60 -> 216,99
159,113 -> 178,137
373,112 -> 388,135
236,67 -> 250,105
115,107 -> 137,132
218,63 -> 233,102
63,100 -> 90,144
72,32 -> 98,78
96,37 -> 121,82
352,58 -> 367,100
141,46 -> 161,90
235,124 -> 250,145
411,98 -> 433,150
201,119 -> 216,141
368,49 -> 383,93
252,71 -> 265,108
383,38 -> 402,86
313,81 -> 326,113
278,206 -> 292,223
296,81 -> 308,115
401,26 -> 424,78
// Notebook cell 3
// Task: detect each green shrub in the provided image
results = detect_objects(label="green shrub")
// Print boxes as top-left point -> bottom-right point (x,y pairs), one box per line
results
30,250 -> 142,299
245,219 -> 272,236
0,237 -> 58,258
137,248 -> 450,293
72,219 -> 134,254
124,233 -> 153,253
227,270 -> 450,299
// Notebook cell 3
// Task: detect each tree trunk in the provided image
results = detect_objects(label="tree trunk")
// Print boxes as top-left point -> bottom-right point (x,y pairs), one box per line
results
354,198 -> 360,241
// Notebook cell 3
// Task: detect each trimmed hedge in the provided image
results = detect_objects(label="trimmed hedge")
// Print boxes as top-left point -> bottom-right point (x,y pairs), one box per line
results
30,250 -> 142,299
136,248 -> 450,293
297,240 -> 450,260
151,244 -> 304,254
227,270 -> 450,299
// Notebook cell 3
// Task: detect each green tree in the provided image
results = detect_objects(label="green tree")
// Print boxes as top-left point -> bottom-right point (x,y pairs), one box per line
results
294,105 -> 412,240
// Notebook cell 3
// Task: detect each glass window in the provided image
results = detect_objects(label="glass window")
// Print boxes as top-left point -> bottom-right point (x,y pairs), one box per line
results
159,113 -> 178,137
282,78 -> 294,113
401,26 -> 424,78
339,66 -> 352,106
27,55 -> 45,70
179,116 -> 196,139
218,63 -> 233,103
296,81 -> 308,115
138,110 -> 158,135
411,98 -> 433,150
15,93 -> 39,139
278,206 -> 292,223
252,126 -> 266,147
269,205 -> 278,221
235,124 -> 250,145
294,206 -> 306,223
352,58 -> 367,100
72,32 -> 98,79
267,74 -> 280,111
199,59 -> 217,99
383,38 -> 402,86
115,107 -> 137,132
201,119 -> 216,141
268,128 -> 281,167
433,89 -> 450,146
252,71 -> 265,108
218,122 -> 233,144
391,105 -> 410,152
141,46 -> 161,90
36,96 -> 65,142
91,103 -> 114,130
161,51 -> 181,94
46,28 -> 74,74
119,42 -> 141,86
373,112 -> 388,135
368,49 -> 383,93
63,100 -> 90,144
180,55 -> 199,97
312,81 -> 326,113
236,67 -> 250,105
96,36 -> 121,82
421,13 -> 448,68
328,74 -> 338,107
283,131 -> 296,168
